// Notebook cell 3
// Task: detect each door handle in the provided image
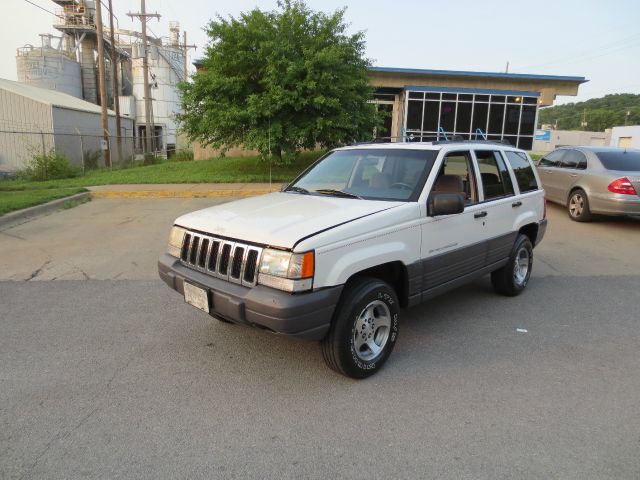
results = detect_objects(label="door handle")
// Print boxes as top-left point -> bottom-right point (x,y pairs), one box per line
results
474,211 -> 487,218
570,173 -> 578,178
512,201 -> 523,208
544,169 -> 553,174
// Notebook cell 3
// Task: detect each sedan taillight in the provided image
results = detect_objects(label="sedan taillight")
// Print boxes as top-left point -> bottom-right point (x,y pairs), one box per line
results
608,177 -> 638,195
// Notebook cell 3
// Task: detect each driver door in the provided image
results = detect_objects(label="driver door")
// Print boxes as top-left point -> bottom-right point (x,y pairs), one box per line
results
419,150 -> 489,296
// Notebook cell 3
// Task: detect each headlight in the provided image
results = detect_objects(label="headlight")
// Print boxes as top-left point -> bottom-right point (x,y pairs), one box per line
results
167,225 -> 187,257
258,249 -> 314,292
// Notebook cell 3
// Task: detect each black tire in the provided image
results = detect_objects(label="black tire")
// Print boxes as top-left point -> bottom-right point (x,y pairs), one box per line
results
491,234 -> 533,296
321,277 -> 399,379
567,188 -> 593,222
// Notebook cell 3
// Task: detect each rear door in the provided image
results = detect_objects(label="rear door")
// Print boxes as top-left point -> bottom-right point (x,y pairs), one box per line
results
420,150 -> 488,292
473,149 -> 519,267
537,149 -> 566,202
553,149 -> 588,203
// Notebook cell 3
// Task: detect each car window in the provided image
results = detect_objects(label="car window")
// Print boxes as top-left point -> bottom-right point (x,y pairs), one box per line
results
288,149 -> 438,201
504,151 -> 539,193
560,150 -> 588,169
474,150 -> 515,200
594,150 -> 640,171
539,150 -> 565,167
434,151 -> 478,205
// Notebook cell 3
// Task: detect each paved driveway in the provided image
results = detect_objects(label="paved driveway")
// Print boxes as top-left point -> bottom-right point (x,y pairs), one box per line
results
1,199 -> 639,479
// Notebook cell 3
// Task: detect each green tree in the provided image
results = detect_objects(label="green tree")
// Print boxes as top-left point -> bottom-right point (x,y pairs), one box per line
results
178,0 -> 378,162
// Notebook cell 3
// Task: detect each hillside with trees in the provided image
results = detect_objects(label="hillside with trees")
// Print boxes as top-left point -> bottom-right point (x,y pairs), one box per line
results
538,93 -> 640,131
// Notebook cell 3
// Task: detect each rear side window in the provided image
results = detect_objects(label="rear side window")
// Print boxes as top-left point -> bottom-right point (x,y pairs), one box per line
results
474,150 -> 514,200
504,151 -> 539,193
539,150 -> 565,167
595,150 -> 640,172
561,150 -> 588,169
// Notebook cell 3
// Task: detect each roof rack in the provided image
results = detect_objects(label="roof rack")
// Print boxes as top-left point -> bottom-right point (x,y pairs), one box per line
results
430,139 -> 516,146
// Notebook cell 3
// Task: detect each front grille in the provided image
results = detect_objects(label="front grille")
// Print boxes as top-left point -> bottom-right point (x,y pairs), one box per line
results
179,231 -> 263,286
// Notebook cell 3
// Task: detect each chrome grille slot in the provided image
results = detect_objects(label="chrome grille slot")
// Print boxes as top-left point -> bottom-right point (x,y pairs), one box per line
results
207,241 -> 220,271
198,239 -> 209,268
180,231 -> 263,286
218,243 -> 232,275
189,236 -> 199,264
244,249 -> 259,283
181,234 -> 191,261
230,246 -> 244,279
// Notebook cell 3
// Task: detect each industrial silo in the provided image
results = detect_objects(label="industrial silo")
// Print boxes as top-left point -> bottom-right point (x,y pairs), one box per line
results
16,34 -> 82,99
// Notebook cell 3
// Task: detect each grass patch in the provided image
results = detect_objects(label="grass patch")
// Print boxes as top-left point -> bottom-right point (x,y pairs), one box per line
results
0,188 -> 87,216
0,152 -> 323,192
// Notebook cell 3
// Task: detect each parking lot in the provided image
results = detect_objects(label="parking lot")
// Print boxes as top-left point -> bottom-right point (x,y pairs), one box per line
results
1,198 -> 639,479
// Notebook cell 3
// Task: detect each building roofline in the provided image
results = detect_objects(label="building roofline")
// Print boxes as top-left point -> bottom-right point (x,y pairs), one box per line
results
404,85 -> 540,97
370,66 -> 588,83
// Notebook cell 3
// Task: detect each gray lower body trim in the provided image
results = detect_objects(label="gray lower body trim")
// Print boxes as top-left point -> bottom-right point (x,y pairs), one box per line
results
406,231 -> 518,304
421,259 -> 508,302
158,253 -> 342,340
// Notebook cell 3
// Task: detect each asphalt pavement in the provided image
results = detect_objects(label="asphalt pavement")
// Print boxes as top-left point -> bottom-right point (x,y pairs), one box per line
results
1,198 -> 639,479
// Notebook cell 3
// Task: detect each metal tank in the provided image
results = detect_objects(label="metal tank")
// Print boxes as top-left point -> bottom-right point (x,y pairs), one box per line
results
16,35 -> 82,99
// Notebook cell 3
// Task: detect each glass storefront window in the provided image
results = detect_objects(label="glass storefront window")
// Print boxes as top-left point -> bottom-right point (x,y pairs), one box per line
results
403,90 -> 539,149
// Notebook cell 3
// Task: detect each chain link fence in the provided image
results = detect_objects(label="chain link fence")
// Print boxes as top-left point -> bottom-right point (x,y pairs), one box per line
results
0,127 -> 171,173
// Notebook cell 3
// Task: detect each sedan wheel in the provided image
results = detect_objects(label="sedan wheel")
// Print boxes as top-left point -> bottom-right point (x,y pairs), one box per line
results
568,189 -> 592,222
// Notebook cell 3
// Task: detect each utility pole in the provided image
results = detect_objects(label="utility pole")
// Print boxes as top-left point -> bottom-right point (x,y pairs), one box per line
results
182,31 -> 197,82
128,1 -> 160,154
107,0 -> 122,162
581,108 -> 588,130
94,0 -> 111,167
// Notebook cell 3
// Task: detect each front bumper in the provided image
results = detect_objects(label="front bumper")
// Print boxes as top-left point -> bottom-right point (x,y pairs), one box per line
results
158,253 -> 342,340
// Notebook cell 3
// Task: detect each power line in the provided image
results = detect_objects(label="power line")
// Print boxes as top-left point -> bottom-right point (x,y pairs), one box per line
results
22,0 -> 59,17
518,32 -> 640,70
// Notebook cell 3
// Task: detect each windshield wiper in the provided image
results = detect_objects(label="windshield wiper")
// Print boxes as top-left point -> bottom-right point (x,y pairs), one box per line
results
286,186 -> 310,194
314,189 -> 362,199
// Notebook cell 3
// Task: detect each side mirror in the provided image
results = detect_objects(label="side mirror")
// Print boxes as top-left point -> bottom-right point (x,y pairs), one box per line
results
280,183 -> 289,192
428,193 -> 465,216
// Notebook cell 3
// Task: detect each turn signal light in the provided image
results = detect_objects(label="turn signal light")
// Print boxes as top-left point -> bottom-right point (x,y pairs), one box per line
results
608,177 -> 637,195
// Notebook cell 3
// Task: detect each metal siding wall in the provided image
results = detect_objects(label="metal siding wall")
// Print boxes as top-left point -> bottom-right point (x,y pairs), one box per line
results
51,108 -> 135,166
0,89 -> 53,169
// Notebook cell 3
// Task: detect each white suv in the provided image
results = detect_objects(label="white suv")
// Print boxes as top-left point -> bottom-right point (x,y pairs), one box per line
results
159,141 -> 547,378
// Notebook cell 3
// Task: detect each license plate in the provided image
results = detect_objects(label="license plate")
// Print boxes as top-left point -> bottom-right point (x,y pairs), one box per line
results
184,282 -> 209,313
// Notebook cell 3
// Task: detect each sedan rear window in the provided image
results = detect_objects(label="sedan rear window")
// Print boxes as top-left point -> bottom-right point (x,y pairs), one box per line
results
595,150 -> 640,171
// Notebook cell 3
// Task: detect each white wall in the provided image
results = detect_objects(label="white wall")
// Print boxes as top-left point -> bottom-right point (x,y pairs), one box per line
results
610,126 -> 640,149
533,129 -> 611,152
0,88 -> 54,169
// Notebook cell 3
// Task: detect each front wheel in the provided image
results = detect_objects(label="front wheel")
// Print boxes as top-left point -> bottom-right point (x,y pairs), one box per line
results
321,277 -> 399,379
491,234 -> 533,296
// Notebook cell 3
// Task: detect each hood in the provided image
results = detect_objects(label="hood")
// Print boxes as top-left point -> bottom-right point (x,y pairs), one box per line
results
174,192 -> 403,249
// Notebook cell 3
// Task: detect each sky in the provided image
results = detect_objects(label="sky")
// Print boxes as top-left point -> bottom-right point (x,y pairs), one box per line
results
3,0 -> 640,106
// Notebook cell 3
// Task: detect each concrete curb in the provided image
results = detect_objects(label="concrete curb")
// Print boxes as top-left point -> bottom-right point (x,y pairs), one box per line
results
0,191 -> 90,231
89,189 -> 277,199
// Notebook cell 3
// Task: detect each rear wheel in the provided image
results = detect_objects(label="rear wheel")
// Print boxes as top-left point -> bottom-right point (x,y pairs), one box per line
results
321,277 -> 399,379
491,234 -> 533,296
568,189 -> 593,222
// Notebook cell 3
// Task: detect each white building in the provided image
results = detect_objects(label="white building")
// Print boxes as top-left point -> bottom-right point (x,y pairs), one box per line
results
610,125 -> 640,149
0,78 -> 133,170
130,39 -> 185,155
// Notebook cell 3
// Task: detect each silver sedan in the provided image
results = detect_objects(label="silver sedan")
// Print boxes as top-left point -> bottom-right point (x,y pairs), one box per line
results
536,146 -> 640,221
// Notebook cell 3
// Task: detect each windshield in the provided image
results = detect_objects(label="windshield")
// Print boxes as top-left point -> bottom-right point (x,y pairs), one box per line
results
595,150 -> 640,172
287,149 -> 438,201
